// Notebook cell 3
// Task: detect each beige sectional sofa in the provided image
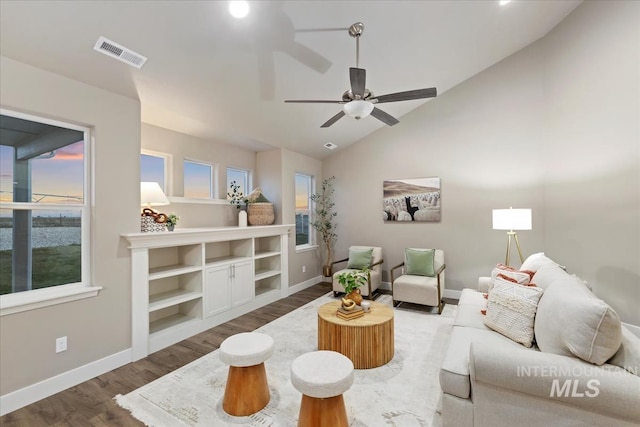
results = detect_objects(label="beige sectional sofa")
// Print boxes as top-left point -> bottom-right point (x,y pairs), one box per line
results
440,253 -> 640,427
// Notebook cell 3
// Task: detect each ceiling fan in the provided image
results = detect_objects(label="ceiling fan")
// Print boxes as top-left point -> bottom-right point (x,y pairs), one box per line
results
284,22 -> 437,128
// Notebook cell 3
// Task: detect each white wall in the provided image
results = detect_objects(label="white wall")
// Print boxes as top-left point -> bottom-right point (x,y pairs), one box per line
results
323,1 -> 640,324
0,56 -> 141,394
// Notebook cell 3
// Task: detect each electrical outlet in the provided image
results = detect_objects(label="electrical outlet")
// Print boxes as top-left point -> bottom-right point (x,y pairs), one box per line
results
56,336 -> 67,353
302,265 -> 306,273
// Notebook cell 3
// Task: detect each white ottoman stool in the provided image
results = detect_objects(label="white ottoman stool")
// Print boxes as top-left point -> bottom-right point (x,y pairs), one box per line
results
219,332 -> 275,416
290,350 -> 355,427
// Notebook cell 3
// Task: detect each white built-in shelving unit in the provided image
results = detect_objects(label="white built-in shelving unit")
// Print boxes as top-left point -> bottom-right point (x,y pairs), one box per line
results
123,225 -> 292,360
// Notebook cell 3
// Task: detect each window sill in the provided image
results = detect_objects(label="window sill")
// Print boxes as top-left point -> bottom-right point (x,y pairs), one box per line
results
167,197 -> 229,205
296,244 -> 319,254
0,285 -> 103,316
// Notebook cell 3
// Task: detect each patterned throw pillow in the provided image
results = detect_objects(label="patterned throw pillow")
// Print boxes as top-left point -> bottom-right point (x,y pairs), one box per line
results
489,264 -> 531,291
483,278 -> 544,347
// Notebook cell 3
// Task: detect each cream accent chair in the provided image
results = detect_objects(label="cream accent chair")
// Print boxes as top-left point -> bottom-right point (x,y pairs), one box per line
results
390,248 -> 445,313
331,246 -> 384,299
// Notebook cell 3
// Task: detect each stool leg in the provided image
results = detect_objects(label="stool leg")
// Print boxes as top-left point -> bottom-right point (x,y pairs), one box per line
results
297,394 -> 348,427
223,363 -> 270,416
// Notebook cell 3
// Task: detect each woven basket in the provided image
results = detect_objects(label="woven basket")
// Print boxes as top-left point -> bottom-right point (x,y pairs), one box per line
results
247,202 -> 275,225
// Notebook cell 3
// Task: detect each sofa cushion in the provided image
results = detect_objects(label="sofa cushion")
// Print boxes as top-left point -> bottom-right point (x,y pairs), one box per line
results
346,247 -> 373,269
404,248 -> 435,276
484,279 -> 544,347
520,252 -> 563,272
454,288 -> 490,330
608,326 -> 640,376
535,276 -> 622,365
440,326 -> 523,399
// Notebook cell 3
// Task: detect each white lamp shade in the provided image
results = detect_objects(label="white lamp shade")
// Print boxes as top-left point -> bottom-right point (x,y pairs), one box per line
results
343,100 -> 374,119
141,182 -> 169,207
492,208 -> 532,230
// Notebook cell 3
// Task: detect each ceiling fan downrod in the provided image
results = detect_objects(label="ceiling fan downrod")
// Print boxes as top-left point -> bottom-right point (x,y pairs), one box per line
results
349,22 -> 364,69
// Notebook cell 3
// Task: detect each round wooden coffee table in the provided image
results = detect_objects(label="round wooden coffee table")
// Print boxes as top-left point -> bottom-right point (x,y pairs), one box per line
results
317,300 -> 394,369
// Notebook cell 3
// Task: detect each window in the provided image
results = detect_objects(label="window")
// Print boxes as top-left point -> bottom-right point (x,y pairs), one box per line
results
295,173 -> 313,247
227,167 -> 250,200
0,111 -> 89,298
140,151 -> 169,192
184,159 -> 214,199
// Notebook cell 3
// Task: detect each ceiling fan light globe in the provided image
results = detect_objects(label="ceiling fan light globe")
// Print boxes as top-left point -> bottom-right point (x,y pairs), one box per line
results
343,100 -> 374,120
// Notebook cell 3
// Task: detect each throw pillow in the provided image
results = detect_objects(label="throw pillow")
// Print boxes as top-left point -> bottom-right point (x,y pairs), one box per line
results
404,248 -> 435,277
534,276 -> 622,365
489,265 -> 530,292
483,278 -> 544,348
520,252 -> 565,272
346,247 -> 373,269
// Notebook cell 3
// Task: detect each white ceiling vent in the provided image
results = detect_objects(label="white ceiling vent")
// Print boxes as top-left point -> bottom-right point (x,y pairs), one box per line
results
93,36 -> 147,69
324,142 -> 338,150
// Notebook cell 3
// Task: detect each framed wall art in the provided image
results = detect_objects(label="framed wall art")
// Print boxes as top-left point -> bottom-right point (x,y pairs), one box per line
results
383,177 -> 441,222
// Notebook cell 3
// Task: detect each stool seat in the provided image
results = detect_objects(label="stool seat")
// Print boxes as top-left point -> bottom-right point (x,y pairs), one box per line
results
291,350 -> 354,398
219,332 -> 274,367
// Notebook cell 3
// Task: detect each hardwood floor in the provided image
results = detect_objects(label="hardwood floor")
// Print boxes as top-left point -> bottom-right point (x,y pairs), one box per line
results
0,283 -> 332,427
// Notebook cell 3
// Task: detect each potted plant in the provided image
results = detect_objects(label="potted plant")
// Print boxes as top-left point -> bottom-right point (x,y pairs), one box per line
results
310,176 -> 337,277
245,187 -> 274,225
166,213 -> 179,231
337,267 -> 369,305
227,181 -> 245,209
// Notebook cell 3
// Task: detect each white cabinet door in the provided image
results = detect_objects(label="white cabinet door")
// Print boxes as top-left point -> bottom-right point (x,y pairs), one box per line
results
204,265 -> 231,318
231,261 -> 254,307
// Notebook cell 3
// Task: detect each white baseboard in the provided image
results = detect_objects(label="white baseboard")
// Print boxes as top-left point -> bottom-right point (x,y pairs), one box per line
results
0,348 -> 132,416
287,275 -> 323,295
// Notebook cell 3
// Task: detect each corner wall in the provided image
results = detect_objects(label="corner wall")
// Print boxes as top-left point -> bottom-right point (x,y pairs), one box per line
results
0,56 -> 141,395
322,1 -> 640,324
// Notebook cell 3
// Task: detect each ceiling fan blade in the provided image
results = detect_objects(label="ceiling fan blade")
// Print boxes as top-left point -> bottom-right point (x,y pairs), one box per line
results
350,67 -> 366,99
284,100 -> 343,104
370,107 -> 399,126
373,87 -> 437,104
321,111 -> 346,128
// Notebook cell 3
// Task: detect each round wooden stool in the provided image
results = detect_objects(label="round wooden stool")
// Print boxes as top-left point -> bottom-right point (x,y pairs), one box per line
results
290,350 -> 355,427
219,332 -> 274,416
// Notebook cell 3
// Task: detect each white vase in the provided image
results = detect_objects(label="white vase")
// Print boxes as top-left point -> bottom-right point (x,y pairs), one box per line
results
238,210 -> 247,227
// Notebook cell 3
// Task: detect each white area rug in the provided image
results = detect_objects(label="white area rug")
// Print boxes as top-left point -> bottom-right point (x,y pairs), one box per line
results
116,294 -> 456,426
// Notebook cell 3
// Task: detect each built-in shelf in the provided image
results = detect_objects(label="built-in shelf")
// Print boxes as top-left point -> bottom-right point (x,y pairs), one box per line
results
124,225 -> 292,361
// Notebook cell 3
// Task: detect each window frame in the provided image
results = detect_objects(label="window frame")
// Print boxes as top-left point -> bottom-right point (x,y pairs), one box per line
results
0,108 -> 101,316
294,172 -> 316,252
226,167 -> 252,202
183,158 -> 217,200
140,149 -> 172,195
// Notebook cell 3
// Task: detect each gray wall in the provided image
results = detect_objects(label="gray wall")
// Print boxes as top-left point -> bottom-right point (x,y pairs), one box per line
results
141,123 -> 256,228
323,1 -> 639,325
0,56 -> 141,394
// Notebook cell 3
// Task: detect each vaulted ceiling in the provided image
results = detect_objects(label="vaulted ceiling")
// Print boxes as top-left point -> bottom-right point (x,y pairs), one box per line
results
0,1 -> 581,159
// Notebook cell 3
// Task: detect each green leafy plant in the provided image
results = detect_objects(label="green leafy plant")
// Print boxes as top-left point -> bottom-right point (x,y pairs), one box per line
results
166,213 -> 179,226
227,181 -> 245,209
310,176 -> 337,273
337,268 -> 369,294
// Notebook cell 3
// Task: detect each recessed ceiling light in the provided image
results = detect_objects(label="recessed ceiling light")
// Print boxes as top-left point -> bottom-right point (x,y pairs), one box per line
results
229,1 -> 250,19
499,0 -> 512,5
324,142 -> 338,150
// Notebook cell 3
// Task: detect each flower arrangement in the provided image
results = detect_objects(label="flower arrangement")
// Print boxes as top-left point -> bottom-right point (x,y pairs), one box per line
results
337,267 -> 370,294
166,213 -> 179,226
227,181 -> 245,209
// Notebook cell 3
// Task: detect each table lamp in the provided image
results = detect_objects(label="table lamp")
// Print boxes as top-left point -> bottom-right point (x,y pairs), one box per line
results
140,182 -> 169,232
492,207 -> 532,266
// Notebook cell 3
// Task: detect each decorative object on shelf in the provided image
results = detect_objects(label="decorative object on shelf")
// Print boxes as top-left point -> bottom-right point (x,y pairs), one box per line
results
227,180 -> 245,209
166,213 -> 179,231
140,182 -> 170,232
492,207 -> 532,266
245,187 -> 275,225
310,176 -> 337,277
383,177 -> 441,222
238,209 -> 248,227
337,267 -> 369,305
